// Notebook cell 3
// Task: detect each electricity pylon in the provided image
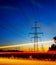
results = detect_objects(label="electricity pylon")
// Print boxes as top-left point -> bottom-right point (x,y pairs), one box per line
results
29,21 -> 43,51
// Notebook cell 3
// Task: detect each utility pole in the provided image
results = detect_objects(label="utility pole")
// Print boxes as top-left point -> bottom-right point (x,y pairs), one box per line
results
29,21 -> 43,51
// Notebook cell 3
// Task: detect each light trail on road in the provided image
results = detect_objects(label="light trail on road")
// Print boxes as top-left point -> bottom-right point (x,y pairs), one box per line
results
0,57 -> 56,65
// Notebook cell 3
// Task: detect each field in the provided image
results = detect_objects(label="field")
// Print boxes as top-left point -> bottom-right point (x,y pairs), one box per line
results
0,57 -> 56,65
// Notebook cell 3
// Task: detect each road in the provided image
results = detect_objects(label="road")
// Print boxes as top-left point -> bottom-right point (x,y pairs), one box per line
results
0,57 -> 56,65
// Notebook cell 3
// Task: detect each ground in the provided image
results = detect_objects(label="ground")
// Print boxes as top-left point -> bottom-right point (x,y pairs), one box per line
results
0,57 -> 56,65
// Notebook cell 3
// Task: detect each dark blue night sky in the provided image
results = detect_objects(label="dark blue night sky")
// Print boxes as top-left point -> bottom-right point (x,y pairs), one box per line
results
0,0 -> 56,46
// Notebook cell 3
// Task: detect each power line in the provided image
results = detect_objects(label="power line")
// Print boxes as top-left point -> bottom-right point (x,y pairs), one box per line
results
0,21 -> 30,43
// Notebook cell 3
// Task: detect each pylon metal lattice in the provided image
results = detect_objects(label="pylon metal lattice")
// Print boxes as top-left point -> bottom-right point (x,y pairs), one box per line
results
29,21 -> 43,51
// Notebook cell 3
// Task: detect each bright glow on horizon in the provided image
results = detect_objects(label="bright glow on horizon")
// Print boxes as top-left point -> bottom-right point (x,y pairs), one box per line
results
0,40 -> 54,52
